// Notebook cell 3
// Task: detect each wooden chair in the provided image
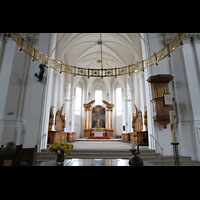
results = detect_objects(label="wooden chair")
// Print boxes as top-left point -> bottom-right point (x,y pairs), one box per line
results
0,144 -> 37,166
0,144 -> 22,166
19,145 -> 38,166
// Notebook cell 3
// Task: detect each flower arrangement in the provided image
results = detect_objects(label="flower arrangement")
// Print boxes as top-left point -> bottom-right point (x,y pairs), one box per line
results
47,141 -> 74,164
47,141 -> 74,154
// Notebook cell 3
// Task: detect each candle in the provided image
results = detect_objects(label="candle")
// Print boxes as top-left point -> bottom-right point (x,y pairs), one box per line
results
132,142 -> 135,149
169,110 -> 177,143
172,123 -> 177,143
169,110 -> 175,124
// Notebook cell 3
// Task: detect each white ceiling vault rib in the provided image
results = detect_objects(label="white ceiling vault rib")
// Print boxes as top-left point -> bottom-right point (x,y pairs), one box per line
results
56,33 -> 90,59
75,56 -> 120,68
55,33 -> 142,70
73,44 -> 127,67
102,43 -> 128,66
74,51 -> 125,69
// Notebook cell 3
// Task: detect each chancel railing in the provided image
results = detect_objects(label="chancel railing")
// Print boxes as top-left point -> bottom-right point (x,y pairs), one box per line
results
150,134 -> 164,166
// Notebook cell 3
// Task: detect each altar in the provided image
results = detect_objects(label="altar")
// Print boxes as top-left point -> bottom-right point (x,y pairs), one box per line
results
83,100 -> 114,137
92,130 -> 105,137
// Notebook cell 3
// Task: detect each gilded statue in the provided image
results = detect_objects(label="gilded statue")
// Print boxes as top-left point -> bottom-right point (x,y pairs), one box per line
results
55,104 -> 66,131
132,104 -> 143,132
48,106 -> 54,131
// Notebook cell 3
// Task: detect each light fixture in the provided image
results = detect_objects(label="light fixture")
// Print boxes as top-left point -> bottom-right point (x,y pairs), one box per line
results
96,33 -> 103,70
9,33 -> 186,78
97,40 -> 102,45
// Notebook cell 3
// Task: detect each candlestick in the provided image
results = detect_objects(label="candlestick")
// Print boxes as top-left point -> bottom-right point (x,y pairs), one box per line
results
171,142 -> 180,166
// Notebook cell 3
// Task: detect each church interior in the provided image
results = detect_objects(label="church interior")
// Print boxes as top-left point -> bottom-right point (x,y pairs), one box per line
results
0,33 -> 200,166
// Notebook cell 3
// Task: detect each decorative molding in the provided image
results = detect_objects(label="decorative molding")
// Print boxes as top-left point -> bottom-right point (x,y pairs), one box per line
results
102,100 -> 114,110
83,100 -> 95,110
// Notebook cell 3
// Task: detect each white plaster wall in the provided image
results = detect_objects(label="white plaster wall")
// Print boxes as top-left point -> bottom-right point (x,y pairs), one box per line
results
180,39 -> 200,160
0,37 -> 29,145
22,33 -> 52,148
0,33 -> 52,149
141,33 -> 192,156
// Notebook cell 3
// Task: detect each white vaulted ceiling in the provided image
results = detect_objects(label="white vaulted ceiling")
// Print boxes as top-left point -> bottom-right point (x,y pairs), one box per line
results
55,33 -> 143,69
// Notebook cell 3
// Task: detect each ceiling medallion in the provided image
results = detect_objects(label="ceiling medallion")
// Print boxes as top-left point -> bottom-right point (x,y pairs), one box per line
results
97,40 -> 102,45
97,59 -> 102,63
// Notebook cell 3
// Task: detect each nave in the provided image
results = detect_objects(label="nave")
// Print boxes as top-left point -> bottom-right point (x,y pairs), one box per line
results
1,33 -> 200,166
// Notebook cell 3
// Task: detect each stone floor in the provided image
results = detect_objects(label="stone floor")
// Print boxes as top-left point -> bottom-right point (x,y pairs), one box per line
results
72,138 -> 137,150
38,139 -> 200,166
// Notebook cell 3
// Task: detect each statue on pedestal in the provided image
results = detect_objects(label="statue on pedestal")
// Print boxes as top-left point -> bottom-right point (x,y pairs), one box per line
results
132,104 -> 143,132
48,106 -> 54,131
55,104 -> 66,131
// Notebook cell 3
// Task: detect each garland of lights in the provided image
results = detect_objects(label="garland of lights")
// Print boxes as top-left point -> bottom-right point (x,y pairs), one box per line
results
8,33 -> 186,78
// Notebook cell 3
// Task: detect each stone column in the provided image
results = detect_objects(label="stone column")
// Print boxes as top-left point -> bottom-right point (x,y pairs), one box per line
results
70,93 -> 75,132
138,71 -> 146,130
0,37 -> 18,144
84,109 -> 87,129
88,109 -> 91,129
106,109 -> 108,129
110,109 -> 113,130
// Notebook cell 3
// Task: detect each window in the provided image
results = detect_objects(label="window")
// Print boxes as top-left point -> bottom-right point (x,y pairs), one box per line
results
75,87 -> 82,115
116,87 -> 122,115
95,90 -> 102,105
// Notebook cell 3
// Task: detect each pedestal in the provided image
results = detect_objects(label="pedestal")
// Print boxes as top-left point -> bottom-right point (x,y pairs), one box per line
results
84,129 -> 91,137
106,129 -> 113,137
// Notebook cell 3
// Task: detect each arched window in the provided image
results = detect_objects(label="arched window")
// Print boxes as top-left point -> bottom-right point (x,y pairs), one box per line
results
75,87 -> 82,115
95,90 -> 102,105
116,87 -> 122,115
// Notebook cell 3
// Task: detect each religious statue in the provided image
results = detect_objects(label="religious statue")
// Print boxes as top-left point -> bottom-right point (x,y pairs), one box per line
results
48,106 -> 54,131
55,104 -> 66,131
132,104 -> 143,132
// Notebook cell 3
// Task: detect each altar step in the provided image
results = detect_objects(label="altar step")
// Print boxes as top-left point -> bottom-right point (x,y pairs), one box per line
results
36,149 -> 200,166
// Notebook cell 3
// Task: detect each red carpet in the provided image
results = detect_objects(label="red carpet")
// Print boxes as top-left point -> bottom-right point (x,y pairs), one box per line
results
88,137 -> 110,139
